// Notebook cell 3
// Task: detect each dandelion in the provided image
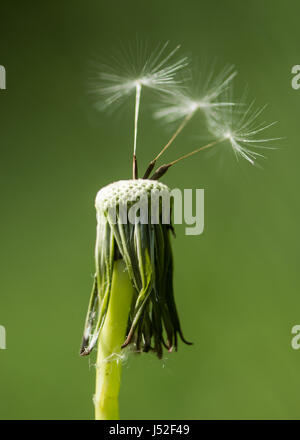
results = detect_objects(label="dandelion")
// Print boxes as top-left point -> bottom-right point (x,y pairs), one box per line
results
81,179 -> 191,420
81,43 -> 279,420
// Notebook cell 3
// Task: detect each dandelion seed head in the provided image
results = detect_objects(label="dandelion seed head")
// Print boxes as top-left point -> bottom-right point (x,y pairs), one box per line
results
207,101 -> 280,165
154,64 -> 237,123
91,41 -> 188,111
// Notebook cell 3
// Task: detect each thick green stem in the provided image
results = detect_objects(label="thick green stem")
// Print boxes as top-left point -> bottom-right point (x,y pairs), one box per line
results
94,259 -> 134,420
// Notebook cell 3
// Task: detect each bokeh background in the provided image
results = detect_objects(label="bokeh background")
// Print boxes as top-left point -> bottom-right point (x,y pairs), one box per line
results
1,0 -> 300,420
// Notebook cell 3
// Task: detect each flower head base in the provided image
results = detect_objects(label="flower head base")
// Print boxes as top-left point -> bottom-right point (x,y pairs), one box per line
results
81,179 -> 191,358
95,179 -> 170,211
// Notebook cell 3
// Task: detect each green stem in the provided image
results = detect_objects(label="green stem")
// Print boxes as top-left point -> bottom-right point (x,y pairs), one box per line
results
94,259 -> 134,420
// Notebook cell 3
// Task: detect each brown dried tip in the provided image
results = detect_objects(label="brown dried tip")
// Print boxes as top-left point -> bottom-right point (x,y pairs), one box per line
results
143,160 -> 156,179
80,346 -> 91,357
150,164 -> 172,180
133,154 -> 138,179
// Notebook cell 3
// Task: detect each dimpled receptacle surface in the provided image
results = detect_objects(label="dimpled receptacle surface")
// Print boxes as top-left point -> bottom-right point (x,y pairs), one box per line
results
95,179 -> 170,211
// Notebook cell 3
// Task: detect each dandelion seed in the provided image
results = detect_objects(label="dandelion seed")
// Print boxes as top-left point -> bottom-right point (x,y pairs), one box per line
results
206,101 -> 280,165
94,42 -> 187,109
91,41 -> 188,178
154,64 -> 237,124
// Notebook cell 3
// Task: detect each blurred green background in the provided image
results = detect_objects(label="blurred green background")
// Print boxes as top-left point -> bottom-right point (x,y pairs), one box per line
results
1,0 -> 300,420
